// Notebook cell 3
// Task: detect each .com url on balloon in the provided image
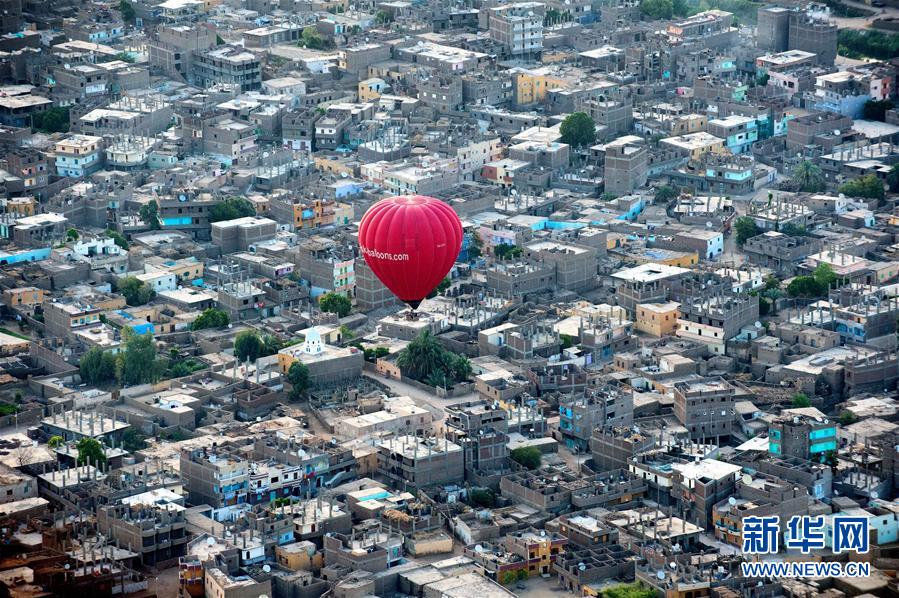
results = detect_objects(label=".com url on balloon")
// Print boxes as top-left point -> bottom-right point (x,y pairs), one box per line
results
360,247 -> 411,261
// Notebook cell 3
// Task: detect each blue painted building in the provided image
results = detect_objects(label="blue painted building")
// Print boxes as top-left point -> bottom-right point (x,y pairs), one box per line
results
769,412 -> 837,462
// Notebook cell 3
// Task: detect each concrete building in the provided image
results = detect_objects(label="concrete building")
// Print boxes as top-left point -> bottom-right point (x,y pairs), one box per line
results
376,436 -> 464,489
673,378 -> 736,440
276,329 -> 364,387
97,498 -> 187,566
192,46 -> 261,92
54,135 -> 103,178
211,217 -> 276,254
180,447 -> 248,521
769,411 -> 837,461
600,137 -> 648,195
488,3 -> 544,59
524,241 -> 597,292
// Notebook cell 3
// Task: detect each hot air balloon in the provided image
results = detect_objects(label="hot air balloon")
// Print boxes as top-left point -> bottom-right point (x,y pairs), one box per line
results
358,195 -> 463,311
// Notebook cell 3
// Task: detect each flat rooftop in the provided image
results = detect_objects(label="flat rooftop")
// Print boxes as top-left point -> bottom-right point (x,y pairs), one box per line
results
611,262 -> 691,283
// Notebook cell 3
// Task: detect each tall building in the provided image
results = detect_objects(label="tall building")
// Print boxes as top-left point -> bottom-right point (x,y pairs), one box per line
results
788,10 -> 837,65
488,2 -> 544,60
673,378 -> 736,440
148,25 -> 217,83
757,6 -> 790,52
192,45 -> 262,92
757,6 -> 837,65
0,0 -> 22,35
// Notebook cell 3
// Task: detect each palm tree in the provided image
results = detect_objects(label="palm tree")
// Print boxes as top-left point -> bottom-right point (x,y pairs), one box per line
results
395,331 -> 445,381
888,163 -> 899,193
791,160 -> 825,193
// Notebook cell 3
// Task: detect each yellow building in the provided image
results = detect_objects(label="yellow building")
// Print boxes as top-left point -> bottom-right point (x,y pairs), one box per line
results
358,78 -> 390,102
511,68 -> 567,106
5,197 -> 35,216
635,302 -> 680,337
670,113 -> 708,136
275,541 -> 323,572
660,131 -> 727,160
2,287 -> 45,309
313,155 -> 358,177
291,199 -> 352,230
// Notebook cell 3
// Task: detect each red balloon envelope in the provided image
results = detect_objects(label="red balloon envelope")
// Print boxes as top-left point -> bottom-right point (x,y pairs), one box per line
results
358,195 -> 463,309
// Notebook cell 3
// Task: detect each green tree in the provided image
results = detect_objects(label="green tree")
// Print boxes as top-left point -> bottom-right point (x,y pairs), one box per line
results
139,200 -> 161,230
756,72 -> 770,87
839,174 -> 885,200
838,29 -> 899,61
787,276 -> 824,298
602,583 -> 657,598
888,164 -> 899,193
122,428 -> 148,452
779,223 -> 808,237
395,330 -> 469,385
823,450 -> 838,468
262,334 -> 283,357
791,160 -> 825,193
234,330 -> 264,362
640,0 -> 673,19
733,216 -> 760,245
117,0 -> 136,23
792,393 -> 811,408
287,361 -> 310,399
118,276 -> 155,306
468,232 -> 483,260
191,308 -> 230,330
66,228 -> 79,241
427,277 -> 451,299
863,99 -> 894,122
397,330 -> 445,381
79,347 -> 118,385
76,437 -> 107,467
654,185 -> 679,203
32,106 -> 70,133
510,446 -> 542,470
48,436 -> 64,449
301,26 -> 326,49
208,196 -> 256,222
106,229 -> 129,249
375,9 -> 393,24
118,327 -> 165,386
838,410 -> 857,426
494,243 -> 523,260
813,263 -> 837,290
469,488 -> 496,507
319,292 -> 352,317
559,111 -> 596,148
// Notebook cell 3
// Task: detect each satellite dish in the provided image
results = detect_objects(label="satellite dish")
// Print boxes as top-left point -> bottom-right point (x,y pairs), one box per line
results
657,570 -> 666,580
754,321 -> 762,328
207,537 -> 216,546
64,564 -> 70,570
669,562 -> 677,570
742,474 -> 752,485
475,544 -> 483,553
871,491 -> 879,500
728,497 -> 737,506
262,564 -> 271,573
706,222 -> 713,228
